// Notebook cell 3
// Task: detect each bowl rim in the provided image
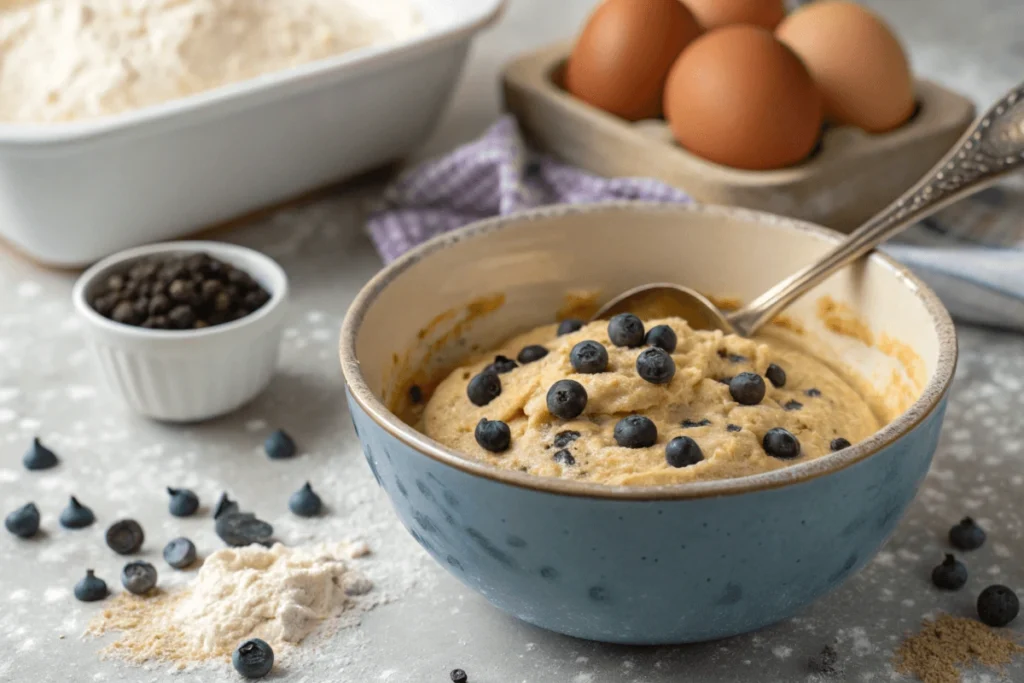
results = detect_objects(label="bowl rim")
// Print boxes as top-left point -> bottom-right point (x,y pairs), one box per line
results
340,202 -> 958,501
71,240 -> 289,340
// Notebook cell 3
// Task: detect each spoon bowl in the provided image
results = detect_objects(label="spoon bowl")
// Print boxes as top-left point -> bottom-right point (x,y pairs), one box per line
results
592,282 -> 735,332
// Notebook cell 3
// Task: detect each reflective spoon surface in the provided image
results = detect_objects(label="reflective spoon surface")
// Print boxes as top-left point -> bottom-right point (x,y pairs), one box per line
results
593,81 -> 1024,336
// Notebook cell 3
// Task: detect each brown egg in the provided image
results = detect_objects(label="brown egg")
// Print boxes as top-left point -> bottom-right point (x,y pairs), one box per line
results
776,1 -> 915,133
682,0 -> 786,31
664,25 -> 823,170
565,0 -> 702,121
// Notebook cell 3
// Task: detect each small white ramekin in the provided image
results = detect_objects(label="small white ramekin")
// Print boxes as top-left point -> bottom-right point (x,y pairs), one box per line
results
72,241 -> 288,422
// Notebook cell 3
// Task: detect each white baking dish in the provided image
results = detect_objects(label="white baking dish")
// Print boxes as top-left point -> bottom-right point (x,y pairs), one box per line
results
0,0 -> 505,267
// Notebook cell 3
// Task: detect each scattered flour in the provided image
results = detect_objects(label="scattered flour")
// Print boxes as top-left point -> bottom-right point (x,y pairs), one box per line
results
88,541 -> 375,667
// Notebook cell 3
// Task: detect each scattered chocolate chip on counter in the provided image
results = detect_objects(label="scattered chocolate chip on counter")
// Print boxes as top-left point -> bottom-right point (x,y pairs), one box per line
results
106,519 -> 146,555
59,495 -> 96,529
5,502 -> 41,538
288,482 -> 324,518
931,554 -> 967,591
90,252 -> 271,330
23,437 -> 59,470
167,487 -> 200,517
949,517 -> 986,551
74,570 -> 109,603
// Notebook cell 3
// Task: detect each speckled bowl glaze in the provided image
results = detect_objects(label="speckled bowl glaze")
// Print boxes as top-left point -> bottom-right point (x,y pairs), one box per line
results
339,202 -> 956,644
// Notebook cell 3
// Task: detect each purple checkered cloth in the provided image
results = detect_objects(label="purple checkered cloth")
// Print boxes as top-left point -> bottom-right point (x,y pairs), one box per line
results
366,116 -> 691,263
366,115 -> 1024,331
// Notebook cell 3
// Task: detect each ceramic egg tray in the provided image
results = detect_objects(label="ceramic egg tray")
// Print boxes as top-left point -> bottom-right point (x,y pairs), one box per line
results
502,42 -> 977,232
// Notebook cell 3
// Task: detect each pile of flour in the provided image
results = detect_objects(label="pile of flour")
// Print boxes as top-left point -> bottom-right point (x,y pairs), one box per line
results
0,0 -> 424,122
88,541 -> 374,665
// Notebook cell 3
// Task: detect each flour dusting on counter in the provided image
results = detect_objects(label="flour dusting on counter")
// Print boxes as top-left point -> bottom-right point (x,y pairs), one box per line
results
0,0 -> 425,123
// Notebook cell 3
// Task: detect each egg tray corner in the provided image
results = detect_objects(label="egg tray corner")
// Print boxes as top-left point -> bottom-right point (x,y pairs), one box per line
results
501,41 -> 976,232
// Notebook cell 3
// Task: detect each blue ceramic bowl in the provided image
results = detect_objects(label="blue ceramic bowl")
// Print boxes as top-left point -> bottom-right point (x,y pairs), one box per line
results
339,203 -> 956,644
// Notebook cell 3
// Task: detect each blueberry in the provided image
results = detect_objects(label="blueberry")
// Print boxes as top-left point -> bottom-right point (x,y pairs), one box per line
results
665,436 -> 703,468
728,354 -> 747,363
23,437 -> 58,471
717,377 -> 733,385
60,496 -> 96,529
546,380 -> 587,420
783,400 -> 803,411
233,638 -> 275,679
978,585 -> 1019,627
614,416 -> 657,448
553,430 -> 581,448
106,519 -> 145,555
553,449 -> 576,466
681,418 -> 711,428
766,363 -> 786,388
121,560 -> 158,595
949,517 -> 986,551
450,670 -> 468,683
487,355 -> 518,374
645,325 -> 677,352
213,492 -> 240,520
289,482 -> 324,517
763,428 -> 801,459
216,512 -> 273,547
556,319 -> 583,336
729,373 -> 766,405
931,554 -> 967,591
467,371 -> 501,407
5,503 -> 40,538
474,419 -> 511,453
805,388 -> 822,397
726,424 -> 742,432
570,340 -> 608,374
167,487 -> 200,517
409,385 -> 423,403
830,437 -> 851,452
163,537 -> 198,569
636,348 -> 675,384
74,570 -> 109,602
608,313 -> 645,348
517,345 -> 548,364
264,429 -> 297,459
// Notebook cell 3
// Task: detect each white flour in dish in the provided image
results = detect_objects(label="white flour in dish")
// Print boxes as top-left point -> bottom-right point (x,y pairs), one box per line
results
0,0 -> 425,123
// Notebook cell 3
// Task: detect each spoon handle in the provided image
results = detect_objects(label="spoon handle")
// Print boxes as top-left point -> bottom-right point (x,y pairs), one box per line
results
728,81 -> 1024,337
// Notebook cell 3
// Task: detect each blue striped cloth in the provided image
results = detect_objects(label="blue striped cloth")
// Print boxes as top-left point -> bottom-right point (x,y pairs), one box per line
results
368,116 -> 1024,331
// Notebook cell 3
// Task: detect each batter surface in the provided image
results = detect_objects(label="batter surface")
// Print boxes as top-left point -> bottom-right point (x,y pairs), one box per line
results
421,317 -> 883,486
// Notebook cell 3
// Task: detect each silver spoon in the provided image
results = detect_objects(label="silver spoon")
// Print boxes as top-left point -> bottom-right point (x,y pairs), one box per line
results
594,81 -> 1024,336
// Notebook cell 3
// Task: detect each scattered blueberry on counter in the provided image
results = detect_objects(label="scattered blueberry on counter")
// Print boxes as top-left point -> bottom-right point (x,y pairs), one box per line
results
516,344 -> 548,364
763,428 -> 801,460
614,415 -> 657,449
74,570 -> 109,602
121,561 -> 158,595
59,496 -> 96,529
264,429 -> 297,460
216,512 -> 274,547
5,502 -> 40,538
163,537 -> 198,569
556,319 -> 583,336
233,639 -> 275,679
547,380 -> 588,420
486,355 -> 518,374
636,347 -> 675,384
474,419 -> 511,454
931,554 -> 967,591
570,340 -> 608,374
644,324 -> 677,353
977,585 -> 1019,627
765,363 -> 786,388
23,437 -> 59,471
607,313 -> 645,348
949,517 -> 986,551
467,371 -> 502,407
729,372 -> 766,405
167,487 -> 200,517
450,669 -> 469,683
288,482 -> 324,517
830,437 -> 851,452
106,519 -> 145,555
665,436 -> 703,468
214,492 -> 240,519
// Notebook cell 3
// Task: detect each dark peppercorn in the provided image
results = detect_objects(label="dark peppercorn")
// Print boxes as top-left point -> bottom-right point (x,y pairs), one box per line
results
450,669 -> 468,683
978,585 -> 1020,627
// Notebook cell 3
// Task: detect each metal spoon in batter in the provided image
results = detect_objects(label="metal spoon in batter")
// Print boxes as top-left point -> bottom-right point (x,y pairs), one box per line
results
594,81 -> 1024,336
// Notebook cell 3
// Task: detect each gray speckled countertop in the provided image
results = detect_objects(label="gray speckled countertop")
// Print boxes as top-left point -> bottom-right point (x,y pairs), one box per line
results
2,1 -> 1023,682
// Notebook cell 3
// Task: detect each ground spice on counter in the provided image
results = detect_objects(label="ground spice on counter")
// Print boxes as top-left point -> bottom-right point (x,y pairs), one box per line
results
893,613 -> 1024,683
